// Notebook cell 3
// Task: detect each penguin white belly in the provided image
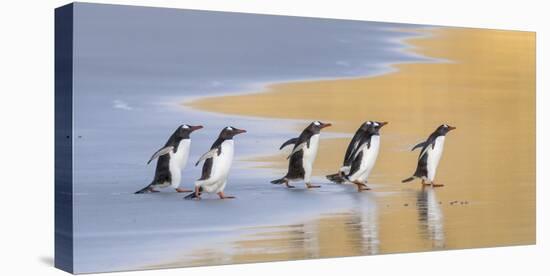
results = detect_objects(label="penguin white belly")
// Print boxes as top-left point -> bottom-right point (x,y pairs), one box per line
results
360,136 -> 381,180
427,136 -> 445,182
202,140 -> 234,193
302,134 -> 320,183
350,136 -> 380,182
168,139 -> 190,188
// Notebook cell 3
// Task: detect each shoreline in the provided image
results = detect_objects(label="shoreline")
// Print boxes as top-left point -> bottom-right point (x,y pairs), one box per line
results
180,27 -> 437,116
184,27 -> 535,178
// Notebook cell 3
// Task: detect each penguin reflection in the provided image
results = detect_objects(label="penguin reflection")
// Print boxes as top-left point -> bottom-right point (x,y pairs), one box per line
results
416,187 -> 445,249
349,192 -> 380,254
299,195 -> 379,258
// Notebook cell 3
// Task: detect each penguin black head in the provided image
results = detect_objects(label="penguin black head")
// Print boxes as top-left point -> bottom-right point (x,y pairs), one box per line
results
219,126 -> 247,139
359,121 -> 372,131
435,124 -> 456,136
307,121 -> 332,134
175,124 -> 203,139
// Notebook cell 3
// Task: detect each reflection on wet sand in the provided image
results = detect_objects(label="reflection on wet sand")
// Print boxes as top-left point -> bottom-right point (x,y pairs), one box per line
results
230,195 -> 380,261
416,187 -> 445,249
152,194 -> 381,268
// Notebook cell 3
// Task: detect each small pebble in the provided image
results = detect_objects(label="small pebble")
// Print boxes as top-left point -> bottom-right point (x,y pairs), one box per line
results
404,203 -> 409,207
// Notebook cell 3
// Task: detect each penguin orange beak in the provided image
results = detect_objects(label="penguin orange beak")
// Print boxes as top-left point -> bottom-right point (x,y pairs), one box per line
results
448,126 -> 456,131
320,123 -> 332,129
379,121 -> 389,127
234,128 -> 247,135
190,125 -> 204,131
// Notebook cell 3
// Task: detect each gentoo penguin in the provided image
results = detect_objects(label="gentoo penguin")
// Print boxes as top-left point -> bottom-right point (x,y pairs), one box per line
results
135,124 -> 203,194
184,126 -> 246,200
326,121 -> 373,181
326,121 -> 388,191
270,121 -> 332,189
327,121 -> 372,181
402,124 -> 456,187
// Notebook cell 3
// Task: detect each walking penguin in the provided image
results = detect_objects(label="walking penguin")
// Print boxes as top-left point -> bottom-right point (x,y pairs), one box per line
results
271,121 -> 332,189
185,126 -> 246,200
326,121 -> 388,191
135,124 -> 203,194
402,124 -> 456,187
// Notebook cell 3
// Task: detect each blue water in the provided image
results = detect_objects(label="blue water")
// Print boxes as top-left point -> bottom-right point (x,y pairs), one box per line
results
70,3 -> 435,273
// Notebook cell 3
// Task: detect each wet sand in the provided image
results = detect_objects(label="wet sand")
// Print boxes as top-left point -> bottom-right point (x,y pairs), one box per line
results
175,27 -> 535,266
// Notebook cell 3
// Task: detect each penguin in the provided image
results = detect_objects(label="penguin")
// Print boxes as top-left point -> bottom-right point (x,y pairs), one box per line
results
135,124 -> 203,194
327,121 -> 388,191
270,121 -> 332,189
402,124 -> 456,187
326,121 -> 373,183
184,126 -> 246,200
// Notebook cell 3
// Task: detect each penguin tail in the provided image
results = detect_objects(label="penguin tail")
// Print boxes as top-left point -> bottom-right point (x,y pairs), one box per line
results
270,178 -> 287,185
326,173 -> 346,184
184,187 -> 203,200
134,185 -> 151,194
401,176 -> 415,183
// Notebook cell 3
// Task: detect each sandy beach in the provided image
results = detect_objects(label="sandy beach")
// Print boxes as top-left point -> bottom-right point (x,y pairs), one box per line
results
183,27 -> 535,259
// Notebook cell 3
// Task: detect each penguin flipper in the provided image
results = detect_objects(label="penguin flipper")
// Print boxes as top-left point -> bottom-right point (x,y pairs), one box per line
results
411,141 -> 427,151
344,128 -> 365,164
402,176 -> 415,183
287,142 -> 306,159
347,135 -> 373,162
351,142 -> 369,161
195,148 -> 219,166
147,146 -> 174,164
279,137 -> 298,150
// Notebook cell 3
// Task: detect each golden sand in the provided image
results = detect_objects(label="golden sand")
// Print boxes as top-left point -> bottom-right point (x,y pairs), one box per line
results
178,27 -> 535,263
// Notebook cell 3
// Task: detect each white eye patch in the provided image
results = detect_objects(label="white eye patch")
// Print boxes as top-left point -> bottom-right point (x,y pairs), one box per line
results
374,122 -> 379,126
366,121 -> 372,125
182,125 -> 190,129
227,127 -> 233,131
443,124 -> 448,128
313,121 -> 321,126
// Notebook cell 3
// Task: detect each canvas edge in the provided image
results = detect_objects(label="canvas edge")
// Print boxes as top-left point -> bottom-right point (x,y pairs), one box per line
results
55,2 -> 75,274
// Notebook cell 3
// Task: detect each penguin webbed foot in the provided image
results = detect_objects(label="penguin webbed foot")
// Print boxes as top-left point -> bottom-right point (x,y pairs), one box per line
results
217,192 -> 236,199
421,180 -> 444,188
306,183 -> 321,189
358,186 -> 371,192
285,181 -> 296,189
352,181 -> 370,192
175,188 -> 193,193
